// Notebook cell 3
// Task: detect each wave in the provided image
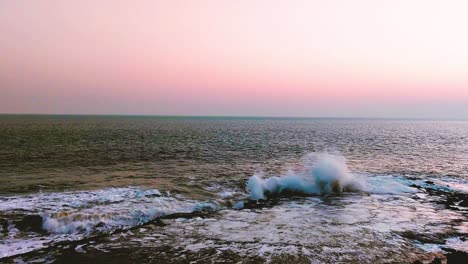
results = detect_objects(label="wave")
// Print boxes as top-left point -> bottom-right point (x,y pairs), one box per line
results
0,187 -> 219,258
247,154 -> 415,200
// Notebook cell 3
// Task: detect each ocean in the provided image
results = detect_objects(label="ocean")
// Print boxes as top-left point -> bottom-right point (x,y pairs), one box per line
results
0,115 -> 467,263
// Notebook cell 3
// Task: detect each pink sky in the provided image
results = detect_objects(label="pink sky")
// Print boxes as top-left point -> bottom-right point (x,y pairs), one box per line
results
1,0 -> 468,118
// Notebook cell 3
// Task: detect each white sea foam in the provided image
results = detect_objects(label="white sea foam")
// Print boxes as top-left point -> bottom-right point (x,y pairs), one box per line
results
365,175 -> 417,194
0,187 -> 219,258
247,154 -> 417,200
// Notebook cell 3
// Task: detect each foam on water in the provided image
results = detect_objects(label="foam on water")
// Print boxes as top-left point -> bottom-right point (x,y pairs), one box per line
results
365,175 -> 417,194
0,187 -> 219,258
1,172 -> 466,261
89,190 -> 467,263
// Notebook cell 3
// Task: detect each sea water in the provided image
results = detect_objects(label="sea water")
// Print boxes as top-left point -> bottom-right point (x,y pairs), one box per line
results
0,115 -> 467,262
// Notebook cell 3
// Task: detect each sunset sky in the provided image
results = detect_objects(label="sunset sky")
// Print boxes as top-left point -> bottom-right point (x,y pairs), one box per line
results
1,1 -> 468,118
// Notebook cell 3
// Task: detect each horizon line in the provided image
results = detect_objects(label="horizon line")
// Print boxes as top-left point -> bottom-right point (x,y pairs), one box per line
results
0,113 -> 467,121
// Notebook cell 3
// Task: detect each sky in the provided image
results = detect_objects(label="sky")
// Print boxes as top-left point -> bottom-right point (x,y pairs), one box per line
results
1,0 -> 468,119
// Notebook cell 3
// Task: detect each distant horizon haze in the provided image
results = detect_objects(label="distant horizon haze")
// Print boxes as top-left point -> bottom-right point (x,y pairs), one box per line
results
1,113 -> 468,121
1,1 -> 468,119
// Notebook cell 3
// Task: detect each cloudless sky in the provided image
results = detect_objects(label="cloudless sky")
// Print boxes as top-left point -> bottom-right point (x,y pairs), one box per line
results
1,0 -> 468,118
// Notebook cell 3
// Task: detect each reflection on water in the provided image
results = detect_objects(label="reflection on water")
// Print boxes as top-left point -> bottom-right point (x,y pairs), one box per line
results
0,116 -> 467,262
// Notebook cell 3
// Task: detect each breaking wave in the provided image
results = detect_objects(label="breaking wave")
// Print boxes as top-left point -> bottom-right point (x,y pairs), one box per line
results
0,187 -> 219,258
247,154 -> 415,200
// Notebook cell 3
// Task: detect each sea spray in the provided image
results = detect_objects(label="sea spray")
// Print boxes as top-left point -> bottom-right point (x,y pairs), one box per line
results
247,154 -> 365,200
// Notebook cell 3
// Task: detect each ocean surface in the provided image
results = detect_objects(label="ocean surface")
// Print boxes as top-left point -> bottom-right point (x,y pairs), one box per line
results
0,115 -> 467,263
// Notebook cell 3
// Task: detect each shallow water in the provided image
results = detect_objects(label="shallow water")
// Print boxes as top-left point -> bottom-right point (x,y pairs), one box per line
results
0,115 -> 467,263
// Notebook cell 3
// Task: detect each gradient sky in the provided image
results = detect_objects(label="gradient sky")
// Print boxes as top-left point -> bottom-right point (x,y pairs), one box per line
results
1,0 -> 468,118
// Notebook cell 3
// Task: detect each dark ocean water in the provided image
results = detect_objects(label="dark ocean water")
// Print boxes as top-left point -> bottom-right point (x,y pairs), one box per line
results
0,115 -> 467,263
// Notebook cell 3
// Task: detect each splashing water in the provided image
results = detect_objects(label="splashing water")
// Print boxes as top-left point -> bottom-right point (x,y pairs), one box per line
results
246,154 -> 418,200
247,154 -> 365,200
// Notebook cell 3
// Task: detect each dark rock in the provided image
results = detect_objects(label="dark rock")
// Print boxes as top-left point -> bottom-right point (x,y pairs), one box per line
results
399,231 -> 446,244
458,199 -> 468,207
270,254 -> 310,264
419,183 -> 468,211
429,257 -> 442,264
241,198 -> 281,210
14,215 -> 44,233
443,248 -> 468,264
1,219 -> 9,234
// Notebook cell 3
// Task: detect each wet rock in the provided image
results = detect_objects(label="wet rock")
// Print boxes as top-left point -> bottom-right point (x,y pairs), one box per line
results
443,248 -> 468,264
240,198 -> 281,210
413,256 -> 447,264
416,183 -> 468,210
270,254 -> 311,264
458,199 -> 468,207
399,231 -> 446,244
0,218 -> 9,234
14,215 -> 44,233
